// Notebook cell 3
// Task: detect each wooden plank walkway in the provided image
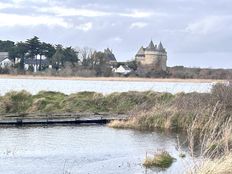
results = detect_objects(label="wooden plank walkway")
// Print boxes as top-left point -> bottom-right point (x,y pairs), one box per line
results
0,112 -> 128,126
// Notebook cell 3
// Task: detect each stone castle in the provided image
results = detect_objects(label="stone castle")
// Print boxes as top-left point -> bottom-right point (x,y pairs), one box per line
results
135,40 -> 167,71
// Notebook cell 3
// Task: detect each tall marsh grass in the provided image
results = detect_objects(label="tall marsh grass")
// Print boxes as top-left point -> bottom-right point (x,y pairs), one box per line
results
108,83 -> 232,173
192,153 -> 232,174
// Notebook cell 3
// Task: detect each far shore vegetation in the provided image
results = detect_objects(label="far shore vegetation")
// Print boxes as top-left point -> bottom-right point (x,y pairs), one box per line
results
1,37 -> 232,79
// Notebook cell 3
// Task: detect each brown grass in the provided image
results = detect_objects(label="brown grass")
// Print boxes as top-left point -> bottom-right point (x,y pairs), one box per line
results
191,153 -> 232,174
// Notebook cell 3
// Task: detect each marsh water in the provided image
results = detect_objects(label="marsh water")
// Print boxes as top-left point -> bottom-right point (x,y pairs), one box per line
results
0,78 -> 212,95
0,125 -> 194,174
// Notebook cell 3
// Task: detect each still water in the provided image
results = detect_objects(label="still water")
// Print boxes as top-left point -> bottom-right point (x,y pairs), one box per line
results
0,125 -> 194,174
0,78 -> 212,95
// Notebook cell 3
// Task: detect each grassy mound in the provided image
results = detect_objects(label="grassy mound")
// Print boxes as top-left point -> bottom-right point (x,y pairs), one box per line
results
143,151 -> 175,168
0,90 -> 174,114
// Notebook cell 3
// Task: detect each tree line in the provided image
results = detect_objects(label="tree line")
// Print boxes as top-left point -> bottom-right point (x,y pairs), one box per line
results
0,36 -> 118,76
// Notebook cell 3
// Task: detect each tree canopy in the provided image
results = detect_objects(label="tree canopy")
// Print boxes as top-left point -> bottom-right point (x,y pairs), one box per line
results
0,36 -> 78,71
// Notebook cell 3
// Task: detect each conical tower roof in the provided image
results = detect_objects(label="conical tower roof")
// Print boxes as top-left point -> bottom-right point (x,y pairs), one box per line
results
158,42 -> 165,52
104,48 -> 117,61
136,46 -> 145,56
146,40 -> 156,51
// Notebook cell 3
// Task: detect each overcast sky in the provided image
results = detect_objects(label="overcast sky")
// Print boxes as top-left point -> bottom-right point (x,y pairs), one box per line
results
0,0 -> 232,68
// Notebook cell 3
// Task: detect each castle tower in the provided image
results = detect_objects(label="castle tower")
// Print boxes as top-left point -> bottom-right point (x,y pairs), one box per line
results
135,40 -> 167,71
135,46 -> 145,61
104,48 -> 117,64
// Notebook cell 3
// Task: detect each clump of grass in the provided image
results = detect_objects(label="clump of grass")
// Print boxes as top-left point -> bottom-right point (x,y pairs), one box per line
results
30,91 -> 67,112
62,92 -> 106,113
108,119 -> 136,129
0,90 -> 33,113
143,151 -> 175,168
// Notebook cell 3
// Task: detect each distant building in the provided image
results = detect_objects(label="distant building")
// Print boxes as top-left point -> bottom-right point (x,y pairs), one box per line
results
135,40 -> 167,71
113,65 -> 132,75
24,59 -> 50,72
0,52 -> 13,68
104,48 -> 117,64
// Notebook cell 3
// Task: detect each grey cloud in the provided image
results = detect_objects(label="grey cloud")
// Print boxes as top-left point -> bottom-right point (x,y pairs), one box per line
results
0,0 -> 231,68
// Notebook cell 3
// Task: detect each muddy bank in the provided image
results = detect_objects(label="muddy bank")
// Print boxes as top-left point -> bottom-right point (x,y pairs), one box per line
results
0,74 -> 226,83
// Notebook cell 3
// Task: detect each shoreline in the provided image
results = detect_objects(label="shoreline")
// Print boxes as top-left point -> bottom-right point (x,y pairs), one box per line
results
0,74 -> 226,83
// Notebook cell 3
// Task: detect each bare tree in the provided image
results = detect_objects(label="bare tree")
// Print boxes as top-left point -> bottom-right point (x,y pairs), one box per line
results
76,47 -> 95,67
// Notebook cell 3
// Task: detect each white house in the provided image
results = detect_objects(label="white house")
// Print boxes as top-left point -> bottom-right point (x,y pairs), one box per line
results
113,65 -> 132,75
0,52 -> 13,68
24,59 -> 50,72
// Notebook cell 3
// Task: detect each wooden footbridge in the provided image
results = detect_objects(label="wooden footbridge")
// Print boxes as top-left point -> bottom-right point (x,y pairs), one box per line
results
0,112 -> 128,126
